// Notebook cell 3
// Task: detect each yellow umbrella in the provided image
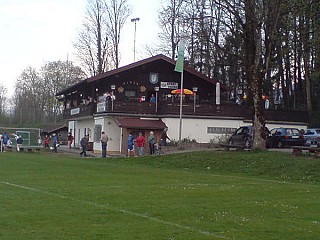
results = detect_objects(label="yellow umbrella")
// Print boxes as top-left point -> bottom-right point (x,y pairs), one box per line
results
171,89 -> 194,95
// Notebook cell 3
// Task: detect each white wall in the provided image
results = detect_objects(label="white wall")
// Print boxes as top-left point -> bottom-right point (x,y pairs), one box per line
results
69,119 -> 95,147
162,117 -> 307,143
68,117 -> 308,149
162,118 -> 242,143
93,117 -> 121,153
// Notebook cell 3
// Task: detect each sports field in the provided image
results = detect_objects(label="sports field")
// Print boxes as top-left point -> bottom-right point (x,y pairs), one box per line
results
0,150 -> 319,239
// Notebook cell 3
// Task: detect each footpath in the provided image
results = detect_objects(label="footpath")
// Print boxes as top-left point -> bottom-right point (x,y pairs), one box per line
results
56,144 -> 216,158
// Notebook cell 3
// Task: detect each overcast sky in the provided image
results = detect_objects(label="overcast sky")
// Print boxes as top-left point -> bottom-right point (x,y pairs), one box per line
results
0,0 -> 160,96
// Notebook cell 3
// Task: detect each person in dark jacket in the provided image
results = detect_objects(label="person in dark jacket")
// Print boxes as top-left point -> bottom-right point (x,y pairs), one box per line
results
80,134 -> 89,157
52,133 -> 58,153
160,128 -> 170,147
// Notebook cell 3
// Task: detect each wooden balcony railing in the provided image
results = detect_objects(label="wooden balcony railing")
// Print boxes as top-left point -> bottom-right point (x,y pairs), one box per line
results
62,100 -> 308,123
63,104 -> 95,119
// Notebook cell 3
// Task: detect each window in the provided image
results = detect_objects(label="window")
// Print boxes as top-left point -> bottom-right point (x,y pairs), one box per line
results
125,90 -> 136,101
207,127 -> 236,134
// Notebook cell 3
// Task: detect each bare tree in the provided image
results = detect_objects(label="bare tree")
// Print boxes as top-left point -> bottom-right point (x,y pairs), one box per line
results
14,67 -> 42,124
74,0 -> 131,76
11,61 -> 85,125
74,0 -> 111,76
41,61 -> 86,123
158,0 -> 186,60
0,84 -> 7,115
105,0 -> 131,68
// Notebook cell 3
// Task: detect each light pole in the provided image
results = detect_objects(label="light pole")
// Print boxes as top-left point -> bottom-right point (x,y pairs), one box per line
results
192,87 -> 198,113
154,86 -> 159,113
131,17 -> 140,62
111,84 -> 116,111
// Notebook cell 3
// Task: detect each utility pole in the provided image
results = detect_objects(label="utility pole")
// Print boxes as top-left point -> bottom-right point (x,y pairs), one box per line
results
131,17 -> 140,62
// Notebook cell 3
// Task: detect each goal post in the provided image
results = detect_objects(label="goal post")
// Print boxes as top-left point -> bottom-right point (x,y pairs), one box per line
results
0,127 -> 41,147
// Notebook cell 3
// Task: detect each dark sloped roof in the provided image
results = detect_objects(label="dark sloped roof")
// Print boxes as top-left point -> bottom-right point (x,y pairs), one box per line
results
86,54 -> 225,87
116,118 -> 167,130
56,54 -> 228,96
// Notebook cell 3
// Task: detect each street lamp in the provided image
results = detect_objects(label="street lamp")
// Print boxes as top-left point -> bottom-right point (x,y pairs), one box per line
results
154,86 -> 159,113
192,87 -> 198,113
131,17 -> 140,62
111,84 -> 116,111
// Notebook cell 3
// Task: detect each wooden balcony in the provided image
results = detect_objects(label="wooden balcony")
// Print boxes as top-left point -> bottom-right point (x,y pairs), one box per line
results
62,100 -> 308,123
63,104 -> 95,120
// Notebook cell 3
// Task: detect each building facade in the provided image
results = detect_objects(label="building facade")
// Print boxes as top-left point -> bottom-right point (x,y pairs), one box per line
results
56,54 -> 308,154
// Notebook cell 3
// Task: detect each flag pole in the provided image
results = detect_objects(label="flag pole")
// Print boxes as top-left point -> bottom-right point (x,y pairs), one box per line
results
178,70 -> 184,143
174,39 -> 186,146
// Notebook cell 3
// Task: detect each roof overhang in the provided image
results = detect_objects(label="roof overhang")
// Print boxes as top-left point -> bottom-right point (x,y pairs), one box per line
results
115,118 -> 167,130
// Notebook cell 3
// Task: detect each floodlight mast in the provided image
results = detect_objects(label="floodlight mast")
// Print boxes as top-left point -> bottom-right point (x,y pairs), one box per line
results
131,17 -> 140,62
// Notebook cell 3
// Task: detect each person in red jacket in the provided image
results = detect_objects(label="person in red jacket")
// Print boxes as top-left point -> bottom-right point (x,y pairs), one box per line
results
135,132 -> 145,156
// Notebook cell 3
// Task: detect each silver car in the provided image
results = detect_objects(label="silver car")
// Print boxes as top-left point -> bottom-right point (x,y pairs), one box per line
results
304,128 -> 320,147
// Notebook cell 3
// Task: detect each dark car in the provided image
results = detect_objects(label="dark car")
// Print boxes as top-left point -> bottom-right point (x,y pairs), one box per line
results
268,127 -> 305,148
228,126 -> 271,149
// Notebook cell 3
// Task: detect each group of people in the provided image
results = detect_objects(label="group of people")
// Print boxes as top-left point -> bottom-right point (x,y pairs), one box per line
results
0,132 -> 23,152
127,128 -> 170,157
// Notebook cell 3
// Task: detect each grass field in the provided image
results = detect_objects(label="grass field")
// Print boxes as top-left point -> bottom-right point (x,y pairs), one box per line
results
0,150 -> 319,239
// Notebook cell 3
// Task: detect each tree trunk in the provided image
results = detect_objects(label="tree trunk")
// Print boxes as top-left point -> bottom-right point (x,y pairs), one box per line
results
244,0 -> 266,150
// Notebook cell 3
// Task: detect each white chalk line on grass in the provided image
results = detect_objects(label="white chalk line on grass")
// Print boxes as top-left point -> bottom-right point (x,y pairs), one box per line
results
1,181 -> 227,239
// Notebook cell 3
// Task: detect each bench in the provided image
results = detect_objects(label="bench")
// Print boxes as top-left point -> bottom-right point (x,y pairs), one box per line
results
20,146 -> 43,153
292,146 -> 320,157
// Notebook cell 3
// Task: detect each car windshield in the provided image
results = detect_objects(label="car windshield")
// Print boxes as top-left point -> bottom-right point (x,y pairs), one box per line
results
305,130 -> 315,135
271,129 -> 282,135
290,129 -> 300,135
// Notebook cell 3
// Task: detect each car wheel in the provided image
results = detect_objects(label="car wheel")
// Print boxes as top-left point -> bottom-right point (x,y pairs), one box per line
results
277,141 -> 283,148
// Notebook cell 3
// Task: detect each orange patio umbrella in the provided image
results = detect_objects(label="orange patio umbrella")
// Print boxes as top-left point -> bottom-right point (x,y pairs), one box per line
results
171,88 -> 194,95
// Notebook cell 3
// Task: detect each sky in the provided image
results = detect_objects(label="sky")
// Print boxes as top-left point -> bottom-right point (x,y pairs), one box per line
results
0,0 -> 160,97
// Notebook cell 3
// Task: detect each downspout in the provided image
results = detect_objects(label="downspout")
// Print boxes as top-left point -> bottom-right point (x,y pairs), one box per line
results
120,127 -> 123,154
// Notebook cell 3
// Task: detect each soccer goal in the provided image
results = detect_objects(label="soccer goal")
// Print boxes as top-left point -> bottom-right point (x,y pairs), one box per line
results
0,127 -> 41,149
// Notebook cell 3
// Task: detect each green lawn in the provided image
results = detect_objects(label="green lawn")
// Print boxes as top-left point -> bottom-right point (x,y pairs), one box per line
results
0,150 -> 319,240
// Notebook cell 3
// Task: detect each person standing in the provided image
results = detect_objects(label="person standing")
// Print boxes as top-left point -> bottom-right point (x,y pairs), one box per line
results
43,135 -> 49,149
11,133 -> 23,152
148,131 -> 156,155
67,132 -> 74,149
0,132 -> 3,152
2,132 -> 9,152
136,132 -> 145,156
127,132 -> 135,157
160,128 -> 170,147
149,94 -> 156,103
15,135 -> 23,152
80,134 -> 89,157
100,131 -> 109,158
52,133 -> 58,153
37,136 -> 42,146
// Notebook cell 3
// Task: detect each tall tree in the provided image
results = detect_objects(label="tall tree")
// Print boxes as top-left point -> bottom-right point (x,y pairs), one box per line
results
41,61 -> 86,123
14,67 -> 42,124
0,84 -> 7,115
158,0 -> 186,60
74,0 -> 131,76
242,0 -> 266,149
105,0 -> 131,68
12,61 -> 85,125
74,0 -> 111,76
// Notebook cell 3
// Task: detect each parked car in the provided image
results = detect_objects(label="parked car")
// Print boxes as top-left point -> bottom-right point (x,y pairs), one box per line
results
303,128 -> 320,147
268,127 -> 305,148
228,126 -> 271,149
